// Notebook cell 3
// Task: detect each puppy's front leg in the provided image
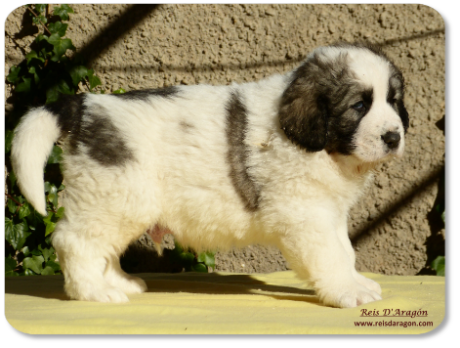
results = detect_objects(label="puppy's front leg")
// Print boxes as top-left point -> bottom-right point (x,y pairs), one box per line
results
336,219 -> 382,296
277,213 -> 381,308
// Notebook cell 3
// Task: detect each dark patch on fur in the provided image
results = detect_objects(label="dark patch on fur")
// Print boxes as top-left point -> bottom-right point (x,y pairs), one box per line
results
226,92 -> 260,212
388,71 -> 409,132
326,88 -> 374,154
45,94 -> 85,152
279,48 -> 370,154
46,94 -> 134,166
112,86 -> 179,101
78,107 -> 134,166
45,94 -> 85,138
179,121 -> 194,133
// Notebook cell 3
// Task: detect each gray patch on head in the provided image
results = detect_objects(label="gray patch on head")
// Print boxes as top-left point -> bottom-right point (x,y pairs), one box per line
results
225,92 -> 260,212
388,70 -> 409,131
279,48 -> 374,155
74,105 -> 134,166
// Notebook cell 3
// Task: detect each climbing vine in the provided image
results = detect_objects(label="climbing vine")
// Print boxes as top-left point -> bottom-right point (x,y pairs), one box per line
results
5,4 -> 214,276
5,4 -> 88,276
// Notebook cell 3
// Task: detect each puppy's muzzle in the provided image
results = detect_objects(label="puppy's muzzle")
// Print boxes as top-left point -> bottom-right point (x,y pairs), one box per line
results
381,131 -> 401,150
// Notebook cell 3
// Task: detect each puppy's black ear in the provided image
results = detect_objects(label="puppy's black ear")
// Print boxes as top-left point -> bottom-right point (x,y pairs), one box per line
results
279,71 -> 328,152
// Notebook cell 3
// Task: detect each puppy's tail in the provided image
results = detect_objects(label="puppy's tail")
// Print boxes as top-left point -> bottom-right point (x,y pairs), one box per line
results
11,107 -> 61,216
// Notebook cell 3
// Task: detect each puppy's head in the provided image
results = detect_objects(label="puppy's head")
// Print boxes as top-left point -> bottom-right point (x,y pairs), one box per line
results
279,43 -> 409,163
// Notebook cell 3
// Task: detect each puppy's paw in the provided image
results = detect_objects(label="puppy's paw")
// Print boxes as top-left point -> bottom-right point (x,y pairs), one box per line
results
117,275 -> 148,295
95,286 -> 130,303
65,282 -> 130,303
105,272 -> 148,295
354,272 -> 382,295
319,281 -> 382,308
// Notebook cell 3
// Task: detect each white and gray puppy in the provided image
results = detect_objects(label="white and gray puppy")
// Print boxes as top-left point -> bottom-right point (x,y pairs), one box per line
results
12,42 -> 408,308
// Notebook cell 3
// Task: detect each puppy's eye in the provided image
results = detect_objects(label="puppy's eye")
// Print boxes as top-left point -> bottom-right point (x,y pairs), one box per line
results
352,101 -> 365,110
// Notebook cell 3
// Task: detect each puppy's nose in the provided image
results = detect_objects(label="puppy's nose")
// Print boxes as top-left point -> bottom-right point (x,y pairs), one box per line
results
381,131 -> 401,150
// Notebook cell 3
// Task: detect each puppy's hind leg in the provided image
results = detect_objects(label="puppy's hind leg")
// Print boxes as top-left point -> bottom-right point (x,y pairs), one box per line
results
52,219 -> 130,303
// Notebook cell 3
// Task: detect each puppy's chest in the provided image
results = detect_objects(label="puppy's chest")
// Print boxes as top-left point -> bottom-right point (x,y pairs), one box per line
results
256,148 -> 366,209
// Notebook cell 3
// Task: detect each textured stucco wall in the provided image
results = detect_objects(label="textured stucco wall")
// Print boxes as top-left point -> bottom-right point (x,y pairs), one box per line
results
5,4 -> 445,275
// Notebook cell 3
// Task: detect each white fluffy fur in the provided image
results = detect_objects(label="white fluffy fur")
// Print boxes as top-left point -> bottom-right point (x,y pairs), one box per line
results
11,45 -> 406,308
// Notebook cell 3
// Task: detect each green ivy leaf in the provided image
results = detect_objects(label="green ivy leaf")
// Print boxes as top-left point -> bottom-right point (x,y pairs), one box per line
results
47,145 -> 63,164
69,65 -> 89,86
40,46 -> 53,60
35,34 -> 49,44
7,198 -> 17,214
48,22 -> 68,37
45,221 -> 56,236
5,218 -> 31,250
32,15 -> 47,27
23,269 -> 37,276
43,211 -> 53,222
16,77 -> 32,93
23,255 -> 44,274
26,208 -> 44,227
53,4 -> 74,21
41,266 -> 55,275
46,184 -> 58,207
38,244 -> 53,262
21,246 -> 31,257
5,129 -> 14,154
25,50 -> 45,64
5,256 -> 18,273
59,79 -> 75,95
7,66 -> 21,84
179,251 -> 195,264
8,169 -> 17,187
28,66 -> 40,84
87,69 -> 102,91
43,210 -> 57,235
112,88 -> 126,94
45,260 -> 61,272
431,256 -> 445,276
18,202 -> 32,220
47,34 -> 76,62
55,207 -> 65,219
191,263 -> 208,273
25,50 -> 37,63
30,248 -> 43,256
197,251 -> 215,270
46,85 -> 60,104
46,80 -> 74,104
6,271 -> 20,277
34,4 -> 47,14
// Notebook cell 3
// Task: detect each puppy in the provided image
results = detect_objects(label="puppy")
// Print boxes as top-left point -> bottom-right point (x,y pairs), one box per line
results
12,42 -> 408,308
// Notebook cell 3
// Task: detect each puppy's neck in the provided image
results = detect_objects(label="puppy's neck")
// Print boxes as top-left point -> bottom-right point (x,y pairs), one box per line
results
329,153 -> 378,180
